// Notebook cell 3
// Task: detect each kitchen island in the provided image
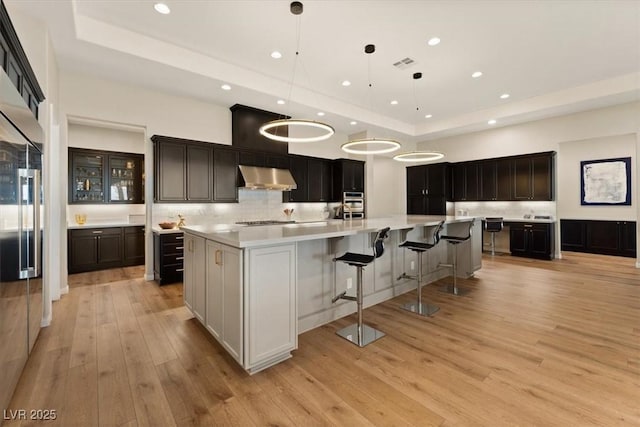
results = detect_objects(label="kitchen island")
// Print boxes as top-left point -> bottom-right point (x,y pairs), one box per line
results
181,215 -> 482,373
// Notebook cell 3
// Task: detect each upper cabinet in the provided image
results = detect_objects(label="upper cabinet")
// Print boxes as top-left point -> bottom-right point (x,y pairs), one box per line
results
0,3 -> 45,118
69,148 -> 143,204
152,135 -> 238,203
333,159 -> 365,194
449,152 -> 555,202
283,155 -> 334,203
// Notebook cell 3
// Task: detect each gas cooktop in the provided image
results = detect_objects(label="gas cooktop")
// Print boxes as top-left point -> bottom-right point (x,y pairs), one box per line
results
235,220 -> 296,226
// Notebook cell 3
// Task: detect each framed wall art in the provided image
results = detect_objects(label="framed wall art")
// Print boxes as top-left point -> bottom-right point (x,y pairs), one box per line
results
580,157 -> 631,206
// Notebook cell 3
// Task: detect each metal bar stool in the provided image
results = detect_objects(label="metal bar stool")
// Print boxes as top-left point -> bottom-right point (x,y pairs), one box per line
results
438,220 -> 474,296
397,221 -> 444,317
331,227 -> 391,347
484,217 -> 503,256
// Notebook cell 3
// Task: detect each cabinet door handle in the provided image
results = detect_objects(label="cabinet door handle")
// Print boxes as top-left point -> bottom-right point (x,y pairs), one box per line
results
215,249 -> 222,266
176,246 -> 184,250
176,268 -> 184,272
176,256 -> 184,260
175,236 -> 184,240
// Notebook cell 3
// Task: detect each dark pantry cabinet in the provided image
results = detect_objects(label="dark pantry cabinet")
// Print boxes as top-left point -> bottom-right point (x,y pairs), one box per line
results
406,162 -> 449,215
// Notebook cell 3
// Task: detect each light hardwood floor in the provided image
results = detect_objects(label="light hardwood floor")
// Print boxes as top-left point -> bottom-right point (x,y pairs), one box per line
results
6,252 -> 640,426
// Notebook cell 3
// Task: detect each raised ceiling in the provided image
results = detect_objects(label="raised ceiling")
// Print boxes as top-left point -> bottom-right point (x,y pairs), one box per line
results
8,0 -> 640,141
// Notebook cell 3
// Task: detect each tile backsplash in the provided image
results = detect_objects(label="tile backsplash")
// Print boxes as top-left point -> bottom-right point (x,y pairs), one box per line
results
453,201 -> 556,219
152,189 -> 334,226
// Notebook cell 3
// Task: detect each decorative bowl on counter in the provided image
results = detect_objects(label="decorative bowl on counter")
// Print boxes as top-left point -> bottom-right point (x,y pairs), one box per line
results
158,221 -> 177,229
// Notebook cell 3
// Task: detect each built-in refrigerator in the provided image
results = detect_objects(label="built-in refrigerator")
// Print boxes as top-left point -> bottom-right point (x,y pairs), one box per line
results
0,66 -> 44,415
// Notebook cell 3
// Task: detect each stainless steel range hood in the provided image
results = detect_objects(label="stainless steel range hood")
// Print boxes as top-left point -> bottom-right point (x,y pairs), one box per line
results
238,165 -> 297,191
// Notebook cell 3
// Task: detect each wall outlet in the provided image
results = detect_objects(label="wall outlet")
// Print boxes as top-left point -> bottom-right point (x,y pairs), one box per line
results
410,261 -> 415,270
346,277 -> 353,289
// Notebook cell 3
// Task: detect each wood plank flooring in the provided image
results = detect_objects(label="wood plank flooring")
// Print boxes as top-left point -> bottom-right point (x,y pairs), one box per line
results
6,252 -> 640,426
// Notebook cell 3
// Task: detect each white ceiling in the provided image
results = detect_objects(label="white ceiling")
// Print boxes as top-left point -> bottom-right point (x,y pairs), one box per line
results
8,0 -> 640,142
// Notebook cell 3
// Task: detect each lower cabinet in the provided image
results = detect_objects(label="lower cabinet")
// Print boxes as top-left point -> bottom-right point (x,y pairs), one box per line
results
509,223 -> 554,260
68,226 -> 144,274
153,232 -> 184,285
205,240 -> 243,364
560,219 -> 636,258
183,233 -> 206,323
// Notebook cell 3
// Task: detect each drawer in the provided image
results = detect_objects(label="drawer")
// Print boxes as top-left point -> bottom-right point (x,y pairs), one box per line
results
125,226 -> 145,234
162,252 -> 184,265
160,233 -> 184,244
163,242 -> 184,255
70,227 -> 122,238
161,263 -> 184,275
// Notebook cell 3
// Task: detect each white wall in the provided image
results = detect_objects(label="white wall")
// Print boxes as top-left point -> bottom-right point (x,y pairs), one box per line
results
7,5 -> 61,323
67,123 -> 145,153
558,134 -> 636,221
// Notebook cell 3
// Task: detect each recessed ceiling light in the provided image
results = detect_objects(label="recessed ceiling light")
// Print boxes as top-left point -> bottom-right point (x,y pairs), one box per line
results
488,119 -> 497,125
472,71 -> 483,78
390,100 -> 398,105
277,99 -> 286,105
425,114 -> 433,119
342,80 -> 351,87
350,121 -> 357,125
221,84 -> 231,91
500,93 -> 510,99
317,112 -> 325,116
154,3 -> 170,14
427,37 -> 441,46
271,51 -> 282,59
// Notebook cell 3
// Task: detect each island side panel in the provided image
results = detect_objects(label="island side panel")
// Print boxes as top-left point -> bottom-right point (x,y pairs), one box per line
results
245,243 -> 297,373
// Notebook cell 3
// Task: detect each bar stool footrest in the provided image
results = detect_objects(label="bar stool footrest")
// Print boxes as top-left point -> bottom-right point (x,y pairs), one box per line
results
401,302 -> 440,317
336,323 -> 385,347
438,284 -> 470,296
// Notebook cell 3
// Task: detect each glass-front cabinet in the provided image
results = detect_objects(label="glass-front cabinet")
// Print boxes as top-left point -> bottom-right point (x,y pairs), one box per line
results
69,148 -> 143,204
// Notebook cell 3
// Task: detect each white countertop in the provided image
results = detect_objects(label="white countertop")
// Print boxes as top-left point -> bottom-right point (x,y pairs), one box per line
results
494,217 -> 556,224
67,222 -> 144,229
152,226 -> 184,234
181,215 -> 478,248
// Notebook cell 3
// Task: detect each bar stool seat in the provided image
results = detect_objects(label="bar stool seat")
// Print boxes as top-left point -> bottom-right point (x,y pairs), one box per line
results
332,227 -> 390,347
439,220 -> 474,296
397,221 -> 444,317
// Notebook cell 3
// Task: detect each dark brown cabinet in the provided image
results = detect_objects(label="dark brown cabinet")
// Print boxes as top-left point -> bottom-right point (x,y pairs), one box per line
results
447,152 -> 554,202
561,219 -> 636,258
213,147 -> 239,202
406,162 -> 449,215
513,154 -> 553,201
452,162 -> 478,201
153,136 -> 238,203
68,226 -> 144,273
123,226 -> 145,266
153,232 -> 184,285
283,155 -> 333,202
509,222 -> 554,260
0,3 -> 45,119
69,148 -> 143,204
333,159 -> 365,196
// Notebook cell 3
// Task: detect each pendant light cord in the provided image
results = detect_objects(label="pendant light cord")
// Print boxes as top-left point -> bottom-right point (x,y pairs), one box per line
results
285,16 -> 302,114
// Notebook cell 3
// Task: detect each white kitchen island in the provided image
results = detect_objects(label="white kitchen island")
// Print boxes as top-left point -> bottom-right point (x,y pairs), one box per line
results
180,215 -> 482,374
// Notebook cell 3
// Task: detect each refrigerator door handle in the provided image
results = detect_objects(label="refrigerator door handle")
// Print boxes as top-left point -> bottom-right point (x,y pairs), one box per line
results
17,168 -> 37,279
33,169 -> 40,278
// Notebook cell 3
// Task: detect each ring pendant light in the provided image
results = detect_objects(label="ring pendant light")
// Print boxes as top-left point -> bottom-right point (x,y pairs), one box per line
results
341,44 -> 401,155
259,2 -> 335,144
393,72 -> 445,162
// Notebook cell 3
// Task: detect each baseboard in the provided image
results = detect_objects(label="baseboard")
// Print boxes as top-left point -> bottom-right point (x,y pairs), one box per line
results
41,311 -> 52,327
144,273 -> 154,281
636,260 -> 640,269
60,285 -> 69,295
